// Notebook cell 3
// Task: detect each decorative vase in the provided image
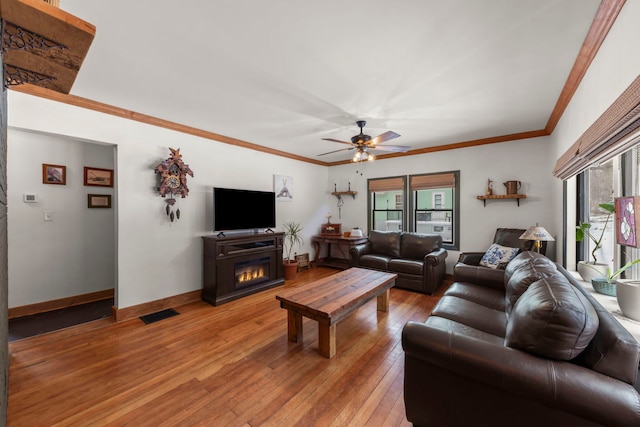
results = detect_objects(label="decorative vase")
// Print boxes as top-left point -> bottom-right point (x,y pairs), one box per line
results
615,279 -> 640,321
283,260 -> 299,280
577,261 -> 608,282
591,277 -> 616,297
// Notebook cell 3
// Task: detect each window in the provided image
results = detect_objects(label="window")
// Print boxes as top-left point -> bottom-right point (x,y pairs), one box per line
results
367,171 -> 460,249
577,159 -> 616,266
433,192 -> 444,209
368,176 -> 406,232
410,172 -> 459,249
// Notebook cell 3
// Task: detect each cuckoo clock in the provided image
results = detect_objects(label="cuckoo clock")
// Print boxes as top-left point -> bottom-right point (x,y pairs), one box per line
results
155,148 -> 194,222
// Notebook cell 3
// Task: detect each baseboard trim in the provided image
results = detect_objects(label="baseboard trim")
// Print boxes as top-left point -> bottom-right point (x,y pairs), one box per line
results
9,288 -> 115,319
113,290 -> 201,323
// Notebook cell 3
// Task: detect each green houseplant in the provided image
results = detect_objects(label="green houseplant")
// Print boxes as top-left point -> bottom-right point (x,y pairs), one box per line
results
576,202 -> 615,281
587,258 -> 640,296
282,222 -> 304,280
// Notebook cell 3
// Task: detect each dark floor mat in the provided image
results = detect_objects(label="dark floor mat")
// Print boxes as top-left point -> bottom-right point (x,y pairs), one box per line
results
9,298 -> 114,342
140,308 -> 179,324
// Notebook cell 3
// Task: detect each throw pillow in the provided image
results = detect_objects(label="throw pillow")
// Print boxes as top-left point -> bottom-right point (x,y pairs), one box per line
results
479,243 -> 519,269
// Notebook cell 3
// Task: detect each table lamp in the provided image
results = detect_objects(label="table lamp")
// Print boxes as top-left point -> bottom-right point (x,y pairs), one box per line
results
519,224 -> 555,253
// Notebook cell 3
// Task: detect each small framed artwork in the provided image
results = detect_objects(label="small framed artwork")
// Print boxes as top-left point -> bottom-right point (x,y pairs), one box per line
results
274,174 -> 293,202
42,164 -> 66,185
88,194 -> 112,208
84,167 -> 114,187
616,196 -> 640,247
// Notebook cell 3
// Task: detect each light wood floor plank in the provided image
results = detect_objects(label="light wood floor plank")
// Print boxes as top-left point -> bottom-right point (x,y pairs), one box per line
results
8,268 -> 440,426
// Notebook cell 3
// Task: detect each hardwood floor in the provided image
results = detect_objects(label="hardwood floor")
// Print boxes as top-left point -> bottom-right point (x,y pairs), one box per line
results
7,268 -> 442,426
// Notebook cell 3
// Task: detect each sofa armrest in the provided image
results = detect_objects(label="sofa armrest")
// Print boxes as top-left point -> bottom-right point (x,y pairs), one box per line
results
349,243 -> 372,267
453,262 -> 505,290
424,247 -> 447,266
457,252 -> 484,265
402,321 -> 640,426
422,248 -> 447,293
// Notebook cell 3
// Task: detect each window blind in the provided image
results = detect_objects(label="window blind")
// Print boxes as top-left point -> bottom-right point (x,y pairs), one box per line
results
554,74 -> 640,180
410,173 -> 456,190
368,177 -> 404,192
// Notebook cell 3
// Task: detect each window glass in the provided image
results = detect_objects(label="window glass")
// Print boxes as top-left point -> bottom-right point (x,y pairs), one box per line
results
583,160 -> 615,265
371,190 -> 404,231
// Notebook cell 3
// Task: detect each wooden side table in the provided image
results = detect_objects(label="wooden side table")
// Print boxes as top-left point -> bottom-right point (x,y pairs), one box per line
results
311,234 -> 368,269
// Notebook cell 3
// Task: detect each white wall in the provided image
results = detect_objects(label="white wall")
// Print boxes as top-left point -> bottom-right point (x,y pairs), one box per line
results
328,136 -> 558,273
7,129 -> 115,307
8,91 -> 329,309
548,0 -> 640,268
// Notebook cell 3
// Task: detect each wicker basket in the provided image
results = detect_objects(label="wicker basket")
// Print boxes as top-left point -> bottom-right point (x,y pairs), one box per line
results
591,278 -> 616,297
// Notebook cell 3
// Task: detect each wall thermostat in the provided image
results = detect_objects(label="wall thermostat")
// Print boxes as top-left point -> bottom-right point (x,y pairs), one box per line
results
23,193 -> 37,203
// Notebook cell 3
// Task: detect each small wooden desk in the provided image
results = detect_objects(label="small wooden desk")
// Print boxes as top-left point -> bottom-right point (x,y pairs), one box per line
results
275,268 -> 397,358
311,234 -> 368,269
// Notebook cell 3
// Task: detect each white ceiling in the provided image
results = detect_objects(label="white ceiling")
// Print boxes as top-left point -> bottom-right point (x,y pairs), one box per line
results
60,0 -> 601,164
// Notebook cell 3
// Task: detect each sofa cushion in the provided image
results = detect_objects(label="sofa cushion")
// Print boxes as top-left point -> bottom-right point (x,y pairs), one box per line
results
504,255 -> 558,316
432,295 -> 507,338
479,243 -> 519,269
445,282 -> 506,311
388,258 -> 423,275
505,275 -> 599,360
368,230 -> 401,258
426,316 -> 504,345
358,254 -> 392,270
504,250 -> 547,279
400,233 -> 442,259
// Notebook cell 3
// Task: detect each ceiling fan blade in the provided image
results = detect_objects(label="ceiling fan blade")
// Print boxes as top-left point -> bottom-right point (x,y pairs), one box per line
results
321,138 -> 353,146
370,131 -> 400,146
370,144 -> 411,153
317,147 -> 355,156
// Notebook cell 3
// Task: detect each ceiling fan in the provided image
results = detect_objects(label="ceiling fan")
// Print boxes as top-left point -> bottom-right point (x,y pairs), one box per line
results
318,120 -> 410,161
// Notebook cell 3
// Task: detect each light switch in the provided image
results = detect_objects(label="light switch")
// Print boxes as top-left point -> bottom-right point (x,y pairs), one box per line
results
44,211 -> 53,221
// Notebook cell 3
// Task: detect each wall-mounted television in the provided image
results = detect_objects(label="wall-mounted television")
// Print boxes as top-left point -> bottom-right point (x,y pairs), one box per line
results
213,187 -> 276,232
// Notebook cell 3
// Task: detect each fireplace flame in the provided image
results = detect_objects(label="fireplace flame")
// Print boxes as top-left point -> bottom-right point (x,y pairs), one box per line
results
237,265 -> 266,284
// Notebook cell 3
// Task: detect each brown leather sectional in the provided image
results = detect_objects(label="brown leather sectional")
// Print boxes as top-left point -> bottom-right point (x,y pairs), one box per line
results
402,251 -> 640,426
349,230 -> 448,294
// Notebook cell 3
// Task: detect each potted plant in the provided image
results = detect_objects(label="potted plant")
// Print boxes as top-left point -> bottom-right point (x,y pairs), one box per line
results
576,202 -> 615,281
282,222 -> 304,280
587,257 -> 640,297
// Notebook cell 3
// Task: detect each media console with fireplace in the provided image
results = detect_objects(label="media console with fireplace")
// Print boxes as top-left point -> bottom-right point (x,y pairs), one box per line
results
202,232 -> 285,306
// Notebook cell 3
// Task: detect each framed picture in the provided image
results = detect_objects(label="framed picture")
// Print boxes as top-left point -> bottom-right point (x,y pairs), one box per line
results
88,194 -> 112,208
274,174 -> 293,202
42,164 -> 66,185
84,167 -> 114,187
616,196 -> 640,247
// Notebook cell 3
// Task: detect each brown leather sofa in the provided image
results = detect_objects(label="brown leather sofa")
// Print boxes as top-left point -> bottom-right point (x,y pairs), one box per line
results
402,251 -> 640,426
349,230 -> 447,294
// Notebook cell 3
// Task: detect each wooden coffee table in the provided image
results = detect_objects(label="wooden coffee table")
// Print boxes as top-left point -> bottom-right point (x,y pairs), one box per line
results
275,267 -> 397,358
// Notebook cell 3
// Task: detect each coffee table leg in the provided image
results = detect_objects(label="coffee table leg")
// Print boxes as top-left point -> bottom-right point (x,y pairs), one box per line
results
318,322 -> 336,358
287,310 -> 303,343
377,289 -> 390,312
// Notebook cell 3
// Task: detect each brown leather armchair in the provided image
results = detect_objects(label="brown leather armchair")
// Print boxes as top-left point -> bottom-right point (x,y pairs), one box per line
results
458,228 -> 544,264
455,228 -> 545,283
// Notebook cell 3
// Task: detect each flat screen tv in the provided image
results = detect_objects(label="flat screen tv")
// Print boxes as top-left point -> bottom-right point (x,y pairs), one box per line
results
213,187 -> 276,232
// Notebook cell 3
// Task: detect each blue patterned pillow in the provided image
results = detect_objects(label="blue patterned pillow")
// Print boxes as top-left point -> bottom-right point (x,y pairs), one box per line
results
479,243 -> 520,269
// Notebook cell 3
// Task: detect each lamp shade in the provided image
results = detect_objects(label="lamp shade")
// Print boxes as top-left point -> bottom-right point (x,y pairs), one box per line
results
519,225 -> 555,242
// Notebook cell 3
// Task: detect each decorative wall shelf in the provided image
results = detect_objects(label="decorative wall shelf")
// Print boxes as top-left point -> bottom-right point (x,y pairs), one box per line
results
1,0 -> 96,92
477,194 -> 526,207
331,191 -> 357,200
